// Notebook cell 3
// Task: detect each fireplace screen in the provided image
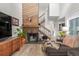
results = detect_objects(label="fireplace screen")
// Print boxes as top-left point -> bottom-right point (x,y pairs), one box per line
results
27,33 -> 38,42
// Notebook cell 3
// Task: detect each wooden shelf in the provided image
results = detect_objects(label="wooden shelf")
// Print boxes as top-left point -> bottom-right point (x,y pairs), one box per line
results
23,26 -> 39,28
23,27 -> 39,33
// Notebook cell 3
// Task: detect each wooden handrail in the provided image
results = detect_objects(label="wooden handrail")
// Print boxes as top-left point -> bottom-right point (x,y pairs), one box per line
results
39,20 -> 45,24
39,25 -> 51,33
39,9 -> 48,18
39,29 -> 51,39
39,12 -> 45,18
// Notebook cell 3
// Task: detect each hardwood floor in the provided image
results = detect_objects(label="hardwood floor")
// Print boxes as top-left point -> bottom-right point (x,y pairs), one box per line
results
12,44 -> 45,56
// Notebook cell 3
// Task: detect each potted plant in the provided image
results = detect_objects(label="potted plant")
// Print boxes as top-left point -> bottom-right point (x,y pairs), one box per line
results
57,31 -> 65,42
16,28 -> 26,38
58,31 -> 65,37
16,27 -> 27,44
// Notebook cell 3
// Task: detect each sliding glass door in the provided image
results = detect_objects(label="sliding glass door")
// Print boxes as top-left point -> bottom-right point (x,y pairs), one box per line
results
69,17 -> 79,36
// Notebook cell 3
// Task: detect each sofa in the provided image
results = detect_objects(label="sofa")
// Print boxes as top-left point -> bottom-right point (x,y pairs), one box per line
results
45,36 -> 79,56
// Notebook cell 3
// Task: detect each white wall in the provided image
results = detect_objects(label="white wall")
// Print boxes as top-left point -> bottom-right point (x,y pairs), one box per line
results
59,3 -> 71,19
49,3 -> 60,16
66,4 -> 79,20
0,3 -> 22,37
39,3 -> 48,17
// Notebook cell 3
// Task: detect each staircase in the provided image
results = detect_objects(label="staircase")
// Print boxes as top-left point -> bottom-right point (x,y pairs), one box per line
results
39,24 -> 51,39
38,9 -> 53,40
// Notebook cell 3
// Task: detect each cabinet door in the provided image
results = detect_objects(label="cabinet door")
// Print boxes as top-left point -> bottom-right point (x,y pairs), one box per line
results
12,38 -> 19,53
0,42 -> 12,56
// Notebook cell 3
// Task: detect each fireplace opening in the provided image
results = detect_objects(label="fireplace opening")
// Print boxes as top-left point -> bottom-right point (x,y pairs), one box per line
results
27,33 -> 38,42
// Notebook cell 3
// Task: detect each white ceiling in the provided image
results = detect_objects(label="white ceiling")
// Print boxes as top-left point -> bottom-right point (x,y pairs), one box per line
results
67,3 -> 79,16
39,3 -> 49,16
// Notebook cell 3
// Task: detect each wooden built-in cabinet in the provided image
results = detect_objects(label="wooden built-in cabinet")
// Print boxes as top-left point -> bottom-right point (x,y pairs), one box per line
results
0,41 -> 12,56
0,37 -> 26,56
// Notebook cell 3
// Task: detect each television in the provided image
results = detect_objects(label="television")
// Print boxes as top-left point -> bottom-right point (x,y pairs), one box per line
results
0,12 -> 12,41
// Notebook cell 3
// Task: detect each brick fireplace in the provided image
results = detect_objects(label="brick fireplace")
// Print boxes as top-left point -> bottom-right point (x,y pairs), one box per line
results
23,15 -> 39,42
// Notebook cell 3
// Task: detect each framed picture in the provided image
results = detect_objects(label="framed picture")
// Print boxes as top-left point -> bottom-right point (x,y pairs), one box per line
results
12,17 -> 19,26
